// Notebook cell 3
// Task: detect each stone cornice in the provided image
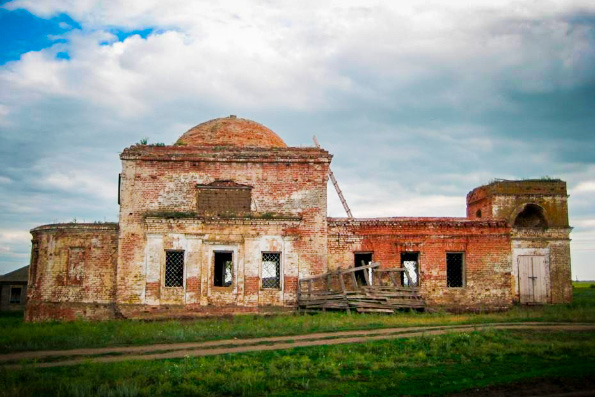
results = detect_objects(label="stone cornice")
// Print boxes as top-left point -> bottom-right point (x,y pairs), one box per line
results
121,145 -> 332,163
31,223 -> 118,233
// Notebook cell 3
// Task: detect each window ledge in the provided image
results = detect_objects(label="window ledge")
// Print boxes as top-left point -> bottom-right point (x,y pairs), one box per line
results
212,286 -> 234,291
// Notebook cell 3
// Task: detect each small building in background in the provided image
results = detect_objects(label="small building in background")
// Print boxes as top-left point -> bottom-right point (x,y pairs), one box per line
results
0,265 -> 28,311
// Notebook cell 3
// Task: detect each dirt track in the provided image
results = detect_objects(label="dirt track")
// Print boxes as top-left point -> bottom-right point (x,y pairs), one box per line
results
2,322 -> 594,369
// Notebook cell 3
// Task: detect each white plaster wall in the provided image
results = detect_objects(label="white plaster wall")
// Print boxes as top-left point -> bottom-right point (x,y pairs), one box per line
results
144,233 -> 163,305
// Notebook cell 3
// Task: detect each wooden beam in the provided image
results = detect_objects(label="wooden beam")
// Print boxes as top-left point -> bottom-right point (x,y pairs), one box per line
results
388,272 -> 398,287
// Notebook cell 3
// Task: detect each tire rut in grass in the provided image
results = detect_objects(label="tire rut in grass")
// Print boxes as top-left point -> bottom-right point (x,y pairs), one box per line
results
3,322 -> 595,369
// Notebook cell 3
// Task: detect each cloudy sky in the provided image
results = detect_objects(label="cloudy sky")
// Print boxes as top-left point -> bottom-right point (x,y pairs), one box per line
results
0,0 -> 594,278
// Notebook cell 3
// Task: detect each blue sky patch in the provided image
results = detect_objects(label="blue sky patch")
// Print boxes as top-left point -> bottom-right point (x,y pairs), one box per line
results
99,28 -> 154,46
0,7 -> 80,64
111,28 -> 154,41
55,51 -> 70,60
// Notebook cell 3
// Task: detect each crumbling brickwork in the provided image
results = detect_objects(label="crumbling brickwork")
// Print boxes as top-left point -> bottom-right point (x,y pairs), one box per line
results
26,223 -> 118,321
25,117 -> 573,321
116,142 -> 331,318
467,180 -> 569,227
329,218 -> 512,310
467,180 -> 572,304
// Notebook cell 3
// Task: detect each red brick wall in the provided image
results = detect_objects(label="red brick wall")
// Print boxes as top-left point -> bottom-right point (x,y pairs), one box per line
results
329,218 -> 513,310
466,186 -> 493,220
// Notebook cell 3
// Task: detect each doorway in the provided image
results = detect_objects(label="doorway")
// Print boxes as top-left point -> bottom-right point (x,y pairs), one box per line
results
400,252 -> 419,287
354,252 -> 373,286
518,255 -> 547,303
214,251 -> 233,287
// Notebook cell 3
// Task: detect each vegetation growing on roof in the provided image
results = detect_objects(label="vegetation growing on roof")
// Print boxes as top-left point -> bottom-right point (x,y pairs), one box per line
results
144,211 -> 198,219
137,138 -> 166,146
488,176 -> 563,184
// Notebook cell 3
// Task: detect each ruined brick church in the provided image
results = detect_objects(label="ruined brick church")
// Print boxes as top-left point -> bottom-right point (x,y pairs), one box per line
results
26,116 -> 572,321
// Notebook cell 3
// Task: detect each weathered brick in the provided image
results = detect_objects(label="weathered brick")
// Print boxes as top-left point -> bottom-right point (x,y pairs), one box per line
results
468,180 -> 572,304
25,118 -> 573,321
25,223 -> 118,322
329,218 -> 513,310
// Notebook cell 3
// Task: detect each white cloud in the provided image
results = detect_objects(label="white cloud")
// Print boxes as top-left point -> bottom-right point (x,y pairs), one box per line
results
357,194 -> 465,218
0,230 -> 31,245
573,219 -> 595,228
0,30 -> 337,115
572,181 -> 595,194
328,177 -> 466,218
40,170 -> 117,201
2,1 -> 594,119
0,0 -> 594,277
6,1 -> 595,29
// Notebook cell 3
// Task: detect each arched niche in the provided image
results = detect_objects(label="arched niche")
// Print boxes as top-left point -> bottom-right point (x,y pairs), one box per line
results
513,204 -> 548,228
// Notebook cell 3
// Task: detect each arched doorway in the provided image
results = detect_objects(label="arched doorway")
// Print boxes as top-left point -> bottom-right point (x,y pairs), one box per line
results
514,204 -> 547,228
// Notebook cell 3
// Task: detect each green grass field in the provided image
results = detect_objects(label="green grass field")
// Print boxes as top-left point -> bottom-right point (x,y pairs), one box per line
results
0,286 -> 594,396
573,280 -> 595,288
1,286 -> 594,354
1,328 -> 594,396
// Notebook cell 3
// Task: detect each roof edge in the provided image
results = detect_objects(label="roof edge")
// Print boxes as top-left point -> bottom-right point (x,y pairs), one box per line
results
31,223 -> 119,233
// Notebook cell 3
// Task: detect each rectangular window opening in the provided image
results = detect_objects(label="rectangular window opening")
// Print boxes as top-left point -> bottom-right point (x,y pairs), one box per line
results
446,253 -> 464,288
354,252 -> 373,286
10,287 -> 22,304
165,250 -> 184,287
262,252 -> 281,289
214,252 -> 233,287
401,252 -> 420,287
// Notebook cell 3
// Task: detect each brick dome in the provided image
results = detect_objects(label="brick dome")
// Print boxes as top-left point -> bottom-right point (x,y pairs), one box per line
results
176,116 -> 287,148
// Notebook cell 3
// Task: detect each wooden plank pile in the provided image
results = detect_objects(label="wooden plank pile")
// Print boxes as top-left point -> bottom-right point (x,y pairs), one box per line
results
297,263 -> 425,314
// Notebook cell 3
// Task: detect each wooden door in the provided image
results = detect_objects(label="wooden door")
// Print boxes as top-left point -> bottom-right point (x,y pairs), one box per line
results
518,256 -> 547,304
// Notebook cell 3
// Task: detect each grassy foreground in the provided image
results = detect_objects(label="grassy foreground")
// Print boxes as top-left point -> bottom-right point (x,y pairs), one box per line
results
0,285 -> 594,396
1,329 -> 594,396
1,285 -> 594,354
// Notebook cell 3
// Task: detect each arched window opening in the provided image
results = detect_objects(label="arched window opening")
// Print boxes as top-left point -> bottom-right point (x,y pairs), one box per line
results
514,204 -> 547,228
476,209 -> 482,218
